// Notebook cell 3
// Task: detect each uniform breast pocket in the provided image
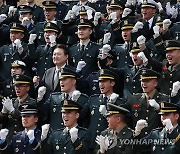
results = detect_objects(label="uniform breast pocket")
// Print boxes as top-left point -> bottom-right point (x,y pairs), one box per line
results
85,54 -> 96,63
91,105 -> 98,116
3,53 -> 10,61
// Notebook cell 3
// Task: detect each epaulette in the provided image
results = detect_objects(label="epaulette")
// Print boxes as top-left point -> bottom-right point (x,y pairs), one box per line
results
152,127 -> 163,132
81,93 -> 89,98
77,126 -> 88,131
90,94 -> 100,98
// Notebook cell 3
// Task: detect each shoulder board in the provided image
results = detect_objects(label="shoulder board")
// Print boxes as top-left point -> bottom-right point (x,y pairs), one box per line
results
80,93 -> 89,98
90,94 -> 100,98
77,126 -> 88,131
152,127 -> 163,131
90,41 -> 100,47
158,93 -> 168,97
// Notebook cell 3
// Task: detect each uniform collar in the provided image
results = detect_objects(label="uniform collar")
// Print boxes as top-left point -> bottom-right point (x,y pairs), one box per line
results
80,39 -> 90,49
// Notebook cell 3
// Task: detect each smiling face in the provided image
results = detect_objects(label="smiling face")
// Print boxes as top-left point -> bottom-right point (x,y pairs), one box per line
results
60,78 -> 76,93
122,29 -> 132,42
166,49 -> 180,66
131,52 -> 143,66
15,84 -> 30,98
141,7 -> 156,20
99,79 -> 115,96
141,79 -> 157,94
77,27 -> 92,40
53,48 -> 68,66
22,114 -> 38,130
62,110 -> 79,128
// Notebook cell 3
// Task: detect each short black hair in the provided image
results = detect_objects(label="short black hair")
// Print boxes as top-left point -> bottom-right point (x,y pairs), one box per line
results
55,44 -> 69,55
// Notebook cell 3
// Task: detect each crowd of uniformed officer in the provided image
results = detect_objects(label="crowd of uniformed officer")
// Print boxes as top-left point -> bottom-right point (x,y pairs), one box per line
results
0,0 -> 179,153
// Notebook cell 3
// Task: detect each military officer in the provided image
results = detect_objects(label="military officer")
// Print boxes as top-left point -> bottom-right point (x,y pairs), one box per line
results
30,1 -> 63,46
2,60 -> 26,99
86,69 -> 124,152
96,103 -> 133,154
68,18 -> 100,78
134,101 -> 180,154
29,22 -> 61,78
42,66 -> 89,131
0,74 -> 36,143
125,69 -> 169,139
41,99 -> 90,154
0,103 -> 41,154
26,0 -> 45,24
0,23 -> 32,80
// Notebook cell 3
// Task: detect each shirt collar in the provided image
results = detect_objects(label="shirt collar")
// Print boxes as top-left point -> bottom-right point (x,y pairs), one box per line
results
147,16 -> 154,29
80,39 -> 90,49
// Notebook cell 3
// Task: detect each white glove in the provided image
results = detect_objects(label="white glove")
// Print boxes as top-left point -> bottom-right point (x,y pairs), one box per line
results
110,12 -> 117,24
94,12 -> 101,21
171,81 -> 180,97
96,135 -> 109,153
22,17 -> 30,26
37,86 -> 47,102
14,39 -> 22,49
27,130 -> 35,140
148,99 -> 160,110
162,119 -> 173,131
0,14 -> 7,23
41,124 -> 50,141
132,21 -> 144,33
87,9 -> 93,20
137,35 -> 146,45
76,60 -> 86,72
49,35 -> 56,47
126,0 -> 136,5
163,19 -> 171,30
122,8 -> 132,18
157,2 -> 163,12
8,6 -> 15,16
0,129 -> 9,140
101,44 -> 111,54
28,34 -> 37,44
72,5 -> 80,16
166,2 -> 171,16
137,52 -> 148,63
64,10 -> 75,20
1,105 -> 8,114
103,32 -> 111,44
170,6 -> 178,19
135,119 -> 148,135
153,25 -> 160,38
109,93 -> 119,103
2,97 -> 15,113
71,90 -> 81,102
99,105 -> 107,116
69,127 -> 78,143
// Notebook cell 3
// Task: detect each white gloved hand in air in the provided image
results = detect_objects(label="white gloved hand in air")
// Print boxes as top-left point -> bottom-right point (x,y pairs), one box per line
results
171,81 -> 180,97
87,9 -> 93,20
132,21 -> 143,33
2,97 -> 15,113
76,61 -> 86,72
103,32 -> 111,44
96,135 -> 109,153
122,8 -> 132,18
14,39 -> 22,49
137,35 -> 146,45
37,86 -> 47,102
22,17 -> 30,26
163,19 -> 171,30
149,99 -> 160,110
49,35 -> 56,47
109,93 -> 119,103
69,127 -> 78,143
163,119 -> 173,131
71,90 -> 81,102
0,129 -> 9,140
41,124 -> 50,141
135,119 -> 148,135
28,34 -> 37,44
153,25 -> 160,38
137,51 -> 148,63
0,14 -> 7,23
99,105 -> 107,116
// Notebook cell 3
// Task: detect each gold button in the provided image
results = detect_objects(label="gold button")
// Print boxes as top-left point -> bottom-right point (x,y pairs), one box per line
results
146,117 -> 148,120
147,110 -> 149,112
98,124 -> 100,127
99,118 -> 101,120
145,132 -> 148,135
96,130 -> 99,133
162,147 -> 164,150
64,147 -> 66,149
170,74 -> 172,76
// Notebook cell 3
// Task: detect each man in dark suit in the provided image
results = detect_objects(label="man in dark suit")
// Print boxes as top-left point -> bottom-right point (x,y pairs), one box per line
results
0,103 -> 41,154
35,44 -> 69,101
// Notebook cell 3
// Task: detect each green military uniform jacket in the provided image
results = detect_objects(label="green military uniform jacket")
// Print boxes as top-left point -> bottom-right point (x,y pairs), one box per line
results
135,125 -> 180,154
125,91 -> 169,138
0,43 -> 30,80
43,91 -> 89,131
68,41 -> 100,78
0,95 -> 36,142
41,125 -> 90,154
87,94 -> 123,149
97,125 -> 134,154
